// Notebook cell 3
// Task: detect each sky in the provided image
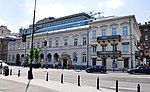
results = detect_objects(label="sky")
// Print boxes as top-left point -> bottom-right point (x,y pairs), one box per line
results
0,0 -> 150,33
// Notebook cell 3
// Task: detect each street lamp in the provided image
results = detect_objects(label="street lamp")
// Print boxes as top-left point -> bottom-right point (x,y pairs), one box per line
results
28,0 -> 36,80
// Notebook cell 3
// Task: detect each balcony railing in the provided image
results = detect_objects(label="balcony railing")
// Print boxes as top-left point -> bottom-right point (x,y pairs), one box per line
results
97,51 -> 121,56
97,35 -> 121,41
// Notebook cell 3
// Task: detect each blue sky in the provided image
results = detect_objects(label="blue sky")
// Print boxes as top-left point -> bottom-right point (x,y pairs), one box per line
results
0,0 -> 150,33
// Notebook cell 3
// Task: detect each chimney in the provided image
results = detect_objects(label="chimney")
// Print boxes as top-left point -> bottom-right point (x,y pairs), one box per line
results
145,22 -> 147,25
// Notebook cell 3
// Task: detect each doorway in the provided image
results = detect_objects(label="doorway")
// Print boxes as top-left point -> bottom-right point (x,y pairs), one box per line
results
92,58 -> 96,66
102,58 -> 106,66
124,58 -> 129,68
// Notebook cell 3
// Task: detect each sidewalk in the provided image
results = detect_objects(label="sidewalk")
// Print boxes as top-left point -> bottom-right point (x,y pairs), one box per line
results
0,74 -> 113,92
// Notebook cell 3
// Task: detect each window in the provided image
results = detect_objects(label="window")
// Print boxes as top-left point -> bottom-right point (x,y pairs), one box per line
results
55,40 -> 59,47
112,45 -> 117,51
102,28 -> 106,37
145,35 -> 148,40
123,44 -> 129,52
102,46 -> 106,51
73,52 -> 77,62
92,30 -> 96,39
92,46 -> 97,52
9,43 -> 12,50
9,55 -> 11,61
27,41 -> 30,49
49,41 -> 52,48
123,26 -> 128,36
82,53 -> 86,62
64,39 -> 68,46
74,38 -> 78,46
83,37 -> 86,45
112,27 -> 117,36
37,41 -> 40,48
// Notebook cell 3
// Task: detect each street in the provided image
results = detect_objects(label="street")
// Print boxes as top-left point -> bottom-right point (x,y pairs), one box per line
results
9,66 -> 150,92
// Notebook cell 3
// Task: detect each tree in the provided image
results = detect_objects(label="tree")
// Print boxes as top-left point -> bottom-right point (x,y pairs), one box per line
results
29,48 -> 40,62
34,48 -> 40,62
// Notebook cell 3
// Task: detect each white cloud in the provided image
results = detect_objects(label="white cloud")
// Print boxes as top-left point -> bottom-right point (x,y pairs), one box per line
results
98,0 -> 124,9
23,0 -> 87,21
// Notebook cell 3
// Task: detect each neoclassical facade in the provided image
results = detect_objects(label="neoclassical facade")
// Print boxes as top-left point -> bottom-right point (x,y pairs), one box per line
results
7,13 -> 141,69
90,15 -> 141,70
7,26 -> 89,68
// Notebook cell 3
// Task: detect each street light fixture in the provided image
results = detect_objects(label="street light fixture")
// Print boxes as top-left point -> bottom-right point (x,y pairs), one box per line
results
28,0 -> 36,80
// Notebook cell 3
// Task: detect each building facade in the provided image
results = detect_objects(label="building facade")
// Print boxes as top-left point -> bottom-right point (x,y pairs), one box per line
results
7,13 -> 141,69
0,25 -> 11,61
89,15 -> 141,70
139,22 -> 150,65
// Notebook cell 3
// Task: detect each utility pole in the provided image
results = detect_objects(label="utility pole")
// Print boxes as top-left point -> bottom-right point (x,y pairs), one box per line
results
28,0 -> 36,80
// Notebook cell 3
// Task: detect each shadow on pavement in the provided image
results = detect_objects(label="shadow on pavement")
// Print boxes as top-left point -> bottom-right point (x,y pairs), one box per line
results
25,80 -> 31,92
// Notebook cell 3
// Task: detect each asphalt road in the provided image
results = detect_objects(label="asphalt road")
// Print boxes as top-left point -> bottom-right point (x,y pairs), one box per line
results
10,67 -> 150,92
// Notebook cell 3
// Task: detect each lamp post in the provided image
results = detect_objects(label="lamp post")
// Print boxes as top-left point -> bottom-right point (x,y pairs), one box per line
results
28,0 -> 36,80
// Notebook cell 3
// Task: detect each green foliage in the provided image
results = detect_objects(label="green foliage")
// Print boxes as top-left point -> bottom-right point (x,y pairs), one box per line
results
29,48 -> 40,61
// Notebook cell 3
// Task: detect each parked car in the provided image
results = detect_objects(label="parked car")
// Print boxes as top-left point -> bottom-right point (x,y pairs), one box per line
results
127,66 -> 150,74
85,65 -> 107,73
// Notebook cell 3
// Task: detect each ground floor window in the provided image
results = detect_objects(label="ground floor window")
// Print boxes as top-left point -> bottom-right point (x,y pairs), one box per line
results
102,58 -> 106,66
124,58 -> 129,68
112,59 -> 117,68
92,58 -> 96,66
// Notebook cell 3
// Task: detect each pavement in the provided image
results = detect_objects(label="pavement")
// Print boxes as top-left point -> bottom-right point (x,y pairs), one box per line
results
0,66 -> 113,92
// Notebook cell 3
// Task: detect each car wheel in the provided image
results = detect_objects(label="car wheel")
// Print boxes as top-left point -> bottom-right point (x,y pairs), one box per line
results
131,71 -> 135,74
87,70 -> 91,73
100,71 -> 104,73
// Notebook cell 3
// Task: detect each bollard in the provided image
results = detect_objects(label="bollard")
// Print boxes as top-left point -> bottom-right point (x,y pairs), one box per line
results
61,74 -> 63,84
78,75 -> 80,86
137,84 -> 140,92
97,77 -> 99,90
18,70 -> 20,77
10,69 -> 12,75
116,80 -> 118,92
46,72 -> 48,81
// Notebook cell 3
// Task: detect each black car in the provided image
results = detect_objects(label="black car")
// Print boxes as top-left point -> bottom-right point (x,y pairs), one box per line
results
85,65 -> 107,73
127,66 -> 150,74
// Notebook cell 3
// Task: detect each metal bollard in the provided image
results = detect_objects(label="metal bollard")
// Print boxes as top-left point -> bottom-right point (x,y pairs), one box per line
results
97,77 -> 99,90
78,75 -> 80,86
137,84 -> 140,92
46,72 -> 48,81
18,70 -> 20,77
61,74 -> 63,84
10,69 -> 12,75
116,80 -> 118,92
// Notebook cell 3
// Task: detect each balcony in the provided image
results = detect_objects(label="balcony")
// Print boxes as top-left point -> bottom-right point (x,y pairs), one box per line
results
97,35 -> 121,43
97,51 -> 121,58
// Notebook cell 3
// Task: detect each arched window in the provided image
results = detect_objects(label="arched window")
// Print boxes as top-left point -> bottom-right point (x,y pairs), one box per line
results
82,53 -> 86,63
47,53 -> 52,62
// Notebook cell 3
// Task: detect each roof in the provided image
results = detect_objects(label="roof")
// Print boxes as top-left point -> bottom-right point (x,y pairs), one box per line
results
36,12 -> 91,25
90,15 -> 136,24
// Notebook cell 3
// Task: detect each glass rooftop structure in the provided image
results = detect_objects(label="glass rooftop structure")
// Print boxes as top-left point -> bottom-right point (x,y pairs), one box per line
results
19,12 -> 92,36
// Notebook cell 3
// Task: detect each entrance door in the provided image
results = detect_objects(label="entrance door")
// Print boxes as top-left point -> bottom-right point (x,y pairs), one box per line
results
92,58 -> 96,66
102,58 -> 106,66
63,59 -> 67,68
124,58 -> 129,68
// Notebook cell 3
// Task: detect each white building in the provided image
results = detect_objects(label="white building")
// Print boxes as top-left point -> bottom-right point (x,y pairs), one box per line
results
7,13 -> 141,70
90,15 -> 141,70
